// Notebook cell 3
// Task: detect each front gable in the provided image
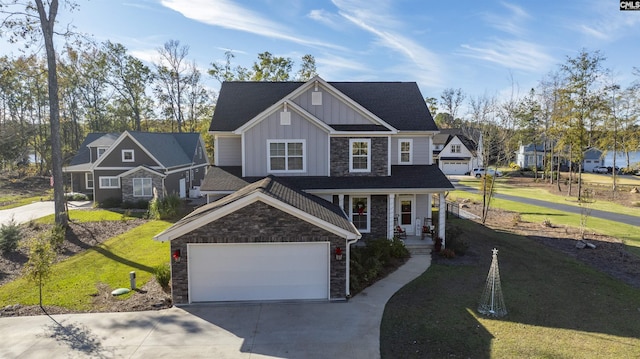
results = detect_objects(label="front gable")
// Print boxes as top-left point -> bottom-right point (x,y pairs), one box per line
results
439,136 -> 474,160
92,132 -> 163,170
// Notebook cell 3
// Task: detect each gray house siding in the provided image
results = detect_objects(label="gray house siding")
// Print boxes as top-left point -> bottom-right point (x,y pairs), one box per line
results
216,136 -> 241,166
330,137 -> 387,176
244,108 -> 329,177
291,87 -> 376,126
165,170 -> 187,197
93,169 -> 123,204
390,137 -> 430,165
170,201 -> 347,305
97,136 -> 159,168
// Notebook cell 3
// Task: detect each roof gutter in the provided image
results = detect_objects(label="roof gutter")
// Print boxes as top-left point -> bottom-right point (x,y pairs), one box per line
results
343,210 -> 362,300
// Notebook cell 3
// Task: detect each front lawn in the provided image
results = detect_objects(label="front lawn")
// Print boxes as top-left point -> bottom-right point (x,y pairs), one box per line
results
381,219 -> 640,358
0,220 -> 171,310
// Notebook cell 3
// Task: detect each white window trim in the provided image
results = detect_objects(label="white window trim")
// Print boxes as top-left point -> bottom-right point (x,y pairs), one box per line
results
122,149 -> 135,162
349,138 -> 371,173
398,139 -> 413,164
350,195 -> 371,233
132,178 -> 153,197
85,173 -> 94,189
266,139 -> 306,173
97,147 -> 108,159
99,176 -> 120,189
451,144 -> 461,154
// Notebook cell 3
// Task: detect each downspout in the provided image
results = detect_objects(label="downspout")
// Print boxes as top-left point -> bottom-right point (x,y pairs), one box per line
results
345,234 -> 361,299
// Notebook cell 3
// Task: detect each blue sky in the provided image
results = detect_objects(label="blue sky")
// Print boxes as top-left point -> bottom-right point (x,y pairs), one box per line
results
8,0 -> 640,105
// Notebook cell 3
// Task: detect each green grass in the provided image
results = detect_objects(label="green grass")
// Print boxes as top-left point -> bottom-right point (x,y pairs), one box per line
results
381,219 -> 640,358
35,209 -> 146,224
449,190 -> 640,257
0,220 -> 171,310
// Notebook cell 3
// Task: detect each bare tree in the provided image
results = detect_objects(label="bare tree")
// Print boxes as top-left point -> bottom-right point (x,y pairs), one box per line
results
0,0 -> 76,226
154,39 -> 189,132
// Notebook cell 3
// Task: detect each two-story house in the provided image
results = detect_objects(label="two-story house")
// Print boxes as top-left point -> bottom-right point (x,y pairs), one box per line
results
63,131 -> 209,205
433,129 -> 482,175
153,77 -> 454,304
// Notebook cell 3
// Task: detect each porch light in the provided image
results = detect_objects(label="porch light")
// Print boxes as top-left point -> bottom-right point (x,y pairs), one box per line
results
172,249 -> 181,263
335,247 -> 343,261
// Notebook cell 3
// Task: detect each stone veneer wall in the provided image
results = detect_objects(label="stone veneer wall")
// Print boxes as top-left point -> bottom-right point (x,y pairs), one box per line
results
330,137 -> 388,176
120,170 -> 164,203
170,201 -> 348,305
337,194 -> 388,241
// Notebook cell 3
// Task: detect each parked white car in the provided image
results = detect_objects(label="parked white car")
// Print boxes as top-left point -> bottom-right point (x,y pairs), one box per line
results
472,168 -> 502,178
592,166 -> 608,174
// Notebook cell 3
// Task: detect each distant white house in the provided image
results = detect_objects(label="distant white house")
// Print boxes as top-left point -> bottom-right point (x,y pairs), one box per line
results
433,129 -> 482,175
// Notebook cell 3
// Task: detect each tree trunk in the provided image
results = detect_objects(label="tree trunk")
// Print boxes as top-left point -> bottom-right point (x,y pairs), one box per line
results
36,0 -> 67,227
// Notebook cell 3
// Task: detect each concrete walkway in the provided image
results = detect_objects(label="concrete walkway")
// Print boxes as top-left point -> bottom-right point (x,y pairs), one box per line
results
0,255 -> 431,359
0,201 -> 92,226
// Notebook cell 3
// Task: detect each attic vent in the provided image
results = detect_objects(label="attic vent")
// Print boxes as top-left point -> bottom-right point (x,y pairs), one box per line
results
311,91 -> 322,105
280,111 -> 291,125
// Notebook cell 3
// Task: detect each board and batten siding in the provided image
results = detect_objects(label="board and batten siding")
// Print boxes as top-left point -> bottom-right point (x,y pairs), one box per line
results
243,108 -> 329,177
291,87 -> 375,126
216,136 -> 242,166
390,137 -> 431,165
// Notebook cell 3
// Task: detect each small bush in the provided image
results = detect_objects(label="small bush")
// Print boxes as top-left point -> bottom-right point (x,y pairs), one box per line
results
349,238 -> 409,295
64,193 -> 88,201
542,218 -> 553,227
511,213 -> 521,226
50,224 -> 66,250
154,263 -> 171,289
0,218 -> 21,254
440,248 -> 456,258
509,162 -> 520,170
99,197 -> 122,209
149,194 -> 182,220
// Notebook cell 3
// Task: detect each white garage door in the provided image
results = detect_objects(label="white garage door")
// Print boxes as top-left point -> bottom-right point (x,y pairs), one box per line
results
188,242 -> 329,302
442,161 -> 469,175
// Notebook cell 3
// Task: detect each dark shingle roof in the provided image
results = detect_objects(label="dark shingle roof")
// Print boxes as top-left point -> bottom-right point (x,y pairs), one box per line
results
129,132 -> 198,168
69,133 -> 117,165
210,81 -> 437,132
157,175 -> 358,240
200,165 -> 454,192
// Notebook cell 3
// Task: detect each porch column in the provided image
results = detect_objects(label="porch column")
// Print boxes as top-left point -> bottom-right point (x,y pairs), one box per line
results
338,194 -> 345,212
388,194 -> 395,239
438,192 -> 446,247
426,194 -> 433,226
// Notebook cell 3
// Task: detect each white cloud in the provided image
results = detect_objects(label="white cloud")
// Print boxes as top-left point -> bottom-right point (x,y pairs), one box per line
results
160,0 -> 344,50
129,48 -> 159,64
331,0 -> 445,87
482,2 -> 531,36
459,39 -> 554,73
307,9 -> 344,30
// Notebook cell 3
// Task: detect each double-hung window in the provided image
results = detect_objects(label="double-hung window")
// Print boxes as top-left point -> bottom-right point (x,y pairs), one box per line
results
99,176 -> 119,189
451,144 -> 461,154
122,149 -> 135,162
267,140 -> 305,172
351,196 -> 370,232
398,139 -> 413,164
133,178 -> 152,197
85,173 -> 94,189
349,139 -> 371,172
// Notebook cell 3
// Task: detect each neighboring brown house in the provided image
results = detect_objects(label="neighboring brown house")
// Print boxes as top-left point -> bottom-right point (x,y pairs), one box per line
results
63,131 -> 209,205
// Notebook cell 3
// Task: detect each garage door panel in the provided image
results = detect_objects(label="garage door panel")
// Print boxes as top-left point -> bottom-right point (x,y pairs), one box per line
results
442,161 -> 469,175
188,242 -> 329,302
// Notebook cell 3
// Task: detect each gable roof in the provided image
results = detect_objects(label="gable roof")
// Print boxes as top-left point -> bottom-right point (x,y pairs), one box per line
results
433,129 -> 477,154
210,80 -> 437,132
154,175 -> 360,242
67,131 -> 203,169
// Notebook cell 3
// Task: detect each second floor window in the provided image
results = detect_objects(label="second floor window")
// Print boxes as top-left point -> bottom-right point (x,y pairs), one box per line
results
268,140 -> 305,172
349,139 -> 371,172
122,149 -> 135,162
451,144 -> 461,153
399,139 -> 413,164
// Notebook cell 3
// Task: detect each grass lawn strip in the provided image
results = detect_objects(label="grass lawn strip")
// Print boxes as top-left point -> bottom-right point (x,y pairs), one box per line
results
380,219 -> 640,358
450,191 -> 640,253
0,220 -> 171,310
36,209 -> 146,224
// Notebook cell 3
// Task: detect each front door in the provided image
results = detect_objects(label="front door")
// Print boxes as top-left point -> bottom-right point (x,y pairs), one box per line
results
398,195 -> 414,235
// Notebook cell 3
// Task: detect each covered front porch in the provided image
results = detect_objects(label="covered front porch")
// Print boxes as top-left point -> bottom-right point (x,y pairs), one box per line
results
387,192 -> 447,245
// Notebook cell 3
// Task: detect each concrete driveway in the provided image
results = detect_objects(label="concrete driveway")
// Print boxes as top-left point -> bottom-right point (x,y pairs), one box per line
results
0,201 -> 92,226
0,255 -> 431,359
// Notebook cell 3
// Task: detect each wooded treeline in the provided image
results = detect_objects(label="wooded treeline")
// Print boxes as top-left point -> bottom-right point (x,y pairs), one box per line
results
0,40 -> 317,173
430,49 -> 640,197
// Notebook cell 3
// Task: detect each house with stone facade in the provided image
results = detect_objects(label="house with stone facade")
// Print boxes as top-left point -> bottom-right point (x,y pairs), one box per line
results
153,76 -> 454,304
63,131 -> 209,205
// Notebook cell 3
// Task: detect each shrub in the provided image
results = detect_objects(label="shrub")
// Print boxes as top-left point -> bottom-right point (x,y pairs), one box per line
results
0,218 -> 21,254
99,197 -> 122,209
149,194 -> 182,220
511,213 -> 521,226
542,218 -> 553,227
64,193 -> 88,201
440,248 -> 456,259
349,238 -> 408,295
509,162 -> 520,170
154,263 -> 171,289
50,223 -> 66,250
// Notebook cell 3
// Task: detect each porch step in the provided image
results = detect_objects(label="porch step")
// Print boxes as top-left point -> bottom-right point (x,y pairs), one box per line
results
405,242 -> 434,255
